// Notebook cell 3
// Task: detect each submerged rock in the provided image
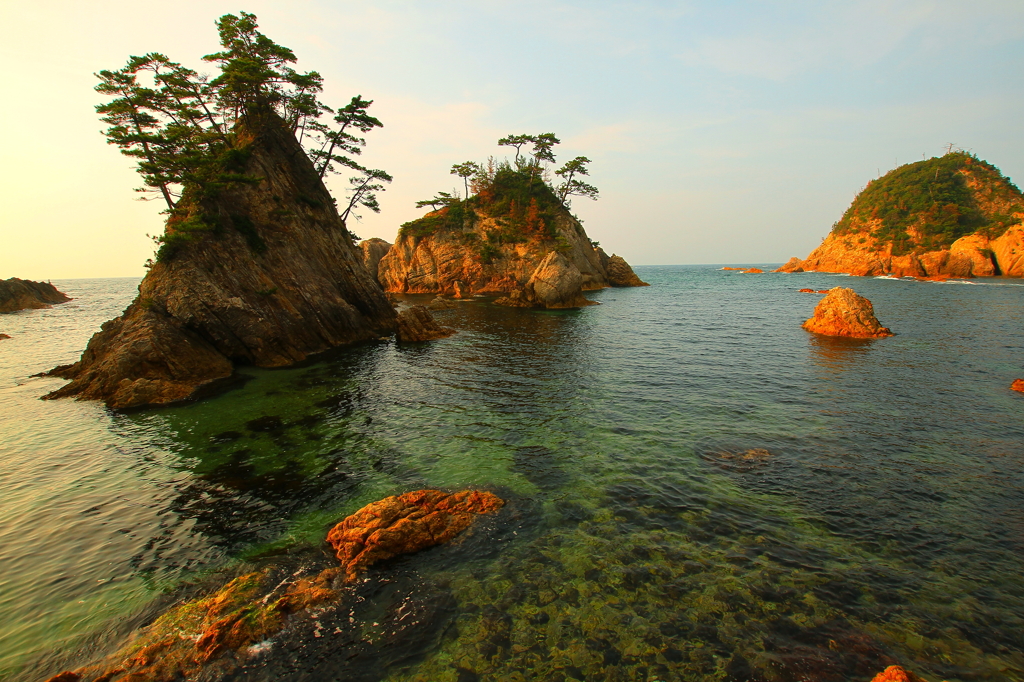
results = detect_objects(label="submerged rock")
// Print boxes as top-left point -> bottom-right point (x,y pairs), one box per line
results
396,305 -> 455,342
802,287 -> 893,338
43,568 -> 341,682
326,489 -> 504,581
44,112 -> 395,410
0,278 -> 70,313
1011,379 -> 1024,393
870,666 -> 928,682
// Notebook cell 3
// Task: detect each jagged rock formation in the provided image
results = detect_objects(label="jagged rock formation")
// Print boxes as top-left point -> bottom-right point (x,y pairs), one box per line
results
603,254 -> 649,286
327,489 -> 504,582
494,251 -> 596,309
377,173 -> 645,301
358,237 -> 392,286
0,278 -> 70,313
802,287 -> 893,338
396,305 -> 455,342
777,152 -> 1024,277
45,112 -> 395,410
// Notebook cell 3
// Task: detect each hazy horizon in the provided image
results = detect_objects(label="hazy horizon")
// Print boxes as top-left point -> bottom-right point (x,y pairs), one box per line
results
2,0 -> 1022,280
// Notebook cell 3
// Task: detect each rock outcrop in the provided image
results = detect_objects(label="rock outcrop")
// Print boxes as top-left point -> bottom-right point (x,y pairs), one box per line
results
1011,379 -> 1024,393
495,251 -> 596,309
603,254 -> 649,286
45,111 -> 396,410
377,176 -> 645,299
327,489 -> 504,581
802,287 -> 893,338
358,237 -> 392,286
777,153 -> 1024,278
396,305 -> 455,342
0,278 -> 70,313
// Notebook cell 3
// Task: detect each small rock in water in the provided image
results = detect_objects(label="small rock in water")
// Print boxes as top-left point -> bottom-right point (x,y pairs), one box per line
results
870,665 -> 927,682
1011,379 -> 1024,393
0,333 -> 10,340
802,287 -> 893,338
396,305 -> 455,342
326,489 -> 504,581
427,295 -> 457,310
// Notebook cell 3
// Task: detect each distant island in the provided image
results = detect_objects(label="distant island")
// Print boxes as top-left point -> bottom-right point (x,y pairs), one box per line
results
778,151 -> 1024,277
0,278 -> 70,314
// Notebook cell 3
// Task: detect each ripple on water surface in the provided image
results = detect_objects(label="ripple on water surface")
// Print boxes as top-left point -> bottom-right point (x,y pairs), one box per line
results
1,269 -> 1023,681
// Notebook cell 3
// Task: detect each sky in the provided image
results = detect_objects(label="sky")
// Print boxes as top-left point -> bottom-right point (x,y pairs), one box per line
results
1,0 -> 1022,279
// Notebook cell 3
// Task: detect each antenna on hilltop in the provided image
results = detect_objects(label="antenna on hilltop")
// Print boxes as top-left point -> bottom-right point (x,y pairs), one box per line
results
944,142 -> 956,155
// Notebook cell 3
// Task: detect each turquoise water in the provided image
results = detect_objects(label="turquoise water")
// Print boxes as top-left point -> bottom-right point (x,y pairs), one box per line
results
1,268 -> 1023,681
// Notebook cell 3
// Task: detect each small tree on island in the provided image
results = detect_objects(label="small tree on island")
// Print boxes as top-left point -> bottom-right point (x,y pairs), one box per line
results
555,156 -> 599,205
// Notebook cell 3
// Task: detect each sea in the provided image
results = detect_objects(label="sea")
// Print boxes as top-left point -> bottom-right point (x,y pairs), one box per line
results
0,266 -> 1022,682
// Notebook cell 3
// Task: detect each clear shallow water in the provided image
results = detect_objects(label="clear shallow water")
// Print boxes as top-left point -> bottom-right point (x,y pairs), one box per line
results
1,269 -> 1023,681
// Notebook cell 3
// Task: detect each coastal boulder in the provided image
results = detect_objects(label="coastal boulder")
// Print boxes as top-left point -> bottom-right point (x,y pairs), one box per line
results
1011,379 -> 1024,393
45,112 -> 396,409
396,305 -> 455,342
358,237 -> 392,286
802,287 -> 893,338
527,251 -> 592,308
326,489 -> 504,581
604,254 -> 649,286
0,278 -> 70,313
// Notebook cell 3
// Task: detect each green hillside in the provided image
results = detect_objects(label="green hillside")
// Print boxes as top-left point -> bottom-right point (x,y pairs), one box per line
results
833,152 -> 1024,255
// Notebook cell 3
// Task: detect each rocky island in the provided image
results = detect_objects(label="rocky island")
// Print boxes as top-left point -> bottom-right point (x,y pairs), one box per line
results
0,278 -> 70,313
802,287 -> 893,338
44,13 -> 395,410
778,152 -> 1024,277
375,138 -> 647,308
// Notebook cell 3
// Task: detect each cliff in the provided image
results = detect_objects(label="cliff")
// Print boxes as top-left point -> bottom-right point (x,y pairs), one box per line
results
778,152 -> 1024,277
0,278 -> 70,313
358,238 -> 392,286
45,111 -> 395,410
377,169 -> 646,300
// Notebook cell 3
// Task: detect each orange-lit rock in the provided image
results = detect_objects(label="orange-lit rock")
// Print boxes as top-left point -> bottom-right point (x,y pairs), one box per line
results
742,268 -> 764,273
798,288 -> 816,293
327,489 -> 504,581
870,665 -> 927,682
721,267 -> 746,270
1011,379 -> 1024,393
802,287 -> 893,338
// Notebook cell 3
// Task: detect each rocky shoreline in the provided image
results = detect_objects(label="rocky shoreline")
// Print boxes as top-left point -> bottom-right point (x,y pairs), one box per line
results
0,278 -> 70,314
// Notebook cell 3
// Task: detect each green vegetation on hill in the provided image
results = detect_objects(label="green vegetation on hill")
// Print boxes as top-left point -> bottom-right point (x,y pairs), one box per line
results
833,152 -> 1024,255
398,134 -> 596,261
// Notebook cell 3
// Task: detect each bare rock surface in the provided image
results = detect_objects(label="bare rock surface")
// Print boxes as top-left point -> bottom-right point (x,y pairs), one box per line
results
869,666 -> 928,682
0,278 -> 70,313
604,254 -> 649,286
802,287 -> 894,338
396,305 -> 455,342
1011,379 -> 1024,393
494,251 -> 597,309
327,489 -> 504,582
358,237 -> 392,285
45,112 -> 395,409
